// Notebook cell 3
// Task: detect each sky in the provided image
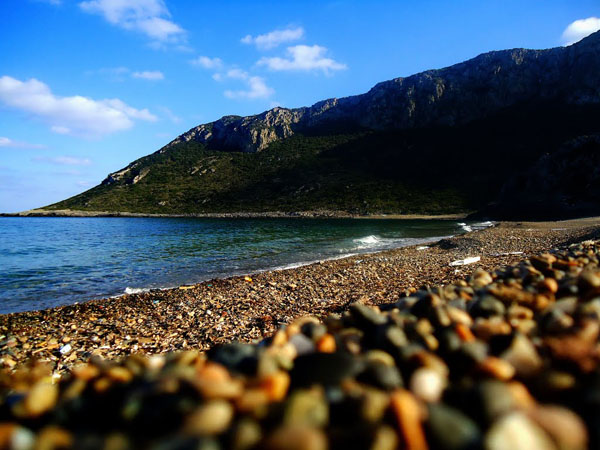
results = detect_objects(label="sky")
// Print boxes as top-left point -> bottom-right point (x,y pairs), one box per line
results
0,0 -> 599,212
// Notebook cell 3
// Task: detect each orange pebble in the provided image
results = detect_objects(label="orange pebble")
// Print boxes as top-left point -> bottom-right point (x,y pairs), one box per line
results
540,278 -> 558,294
390,389 -> 428,450
478,357 -> 515,381
198,362 -> 232,382
455,323 -> 475,342
316,333 -> 336,353
261,371 -> 290,402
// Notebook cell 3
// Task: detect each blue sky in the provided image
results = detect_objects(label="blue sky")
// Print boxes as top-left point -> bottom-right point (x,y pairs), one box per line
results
1,0 -> 599,212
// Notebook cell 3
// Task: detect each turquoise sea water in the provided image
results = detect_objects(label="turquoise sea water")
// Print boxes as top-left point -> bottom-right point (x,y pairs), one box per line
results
0,217 -> 487,314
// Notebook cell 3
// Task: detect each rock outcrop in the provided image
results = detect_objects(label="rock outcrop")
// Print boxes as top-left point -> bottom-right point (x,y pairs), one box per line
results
165,31 -> 600,153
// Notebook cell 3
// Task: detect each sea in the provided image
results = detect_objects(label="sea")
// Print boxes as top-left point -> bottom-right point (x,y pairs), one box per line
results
0,217 -> 492,314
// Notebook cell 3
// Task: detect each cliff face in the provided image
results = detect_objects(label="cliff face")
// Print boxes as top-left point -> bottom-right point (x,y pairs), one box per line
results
164,31 -> 600,155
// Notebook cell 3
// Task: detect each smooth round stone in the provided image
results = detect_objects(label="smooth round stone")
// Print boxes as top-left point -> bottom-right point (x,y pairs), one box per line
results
208,343 -> 258,375
478,357 -> 515,381
103,433 -> 131,450
427,403 -> 481,450
529,405 -> 588,450
370,425 -> 398,450
338,328 -> 364,355
477,381 -> 520,424
381,325 -> 408,349
360,389 -> 390,423
437,328 -> 463,354
290,352 -> 365,387
35,427 -> 73,450
542,309 -> 574,333
447,306 -> 473,326
507,305 -> 534,321
472,269 -> 494,287
0,424 -> 35,450
409,350 -> 450,378
365,350 -> 396,367
289,334 -> 315,356
410,367 -> 447,403
357,363 -> 403,391
229,419 -> 262,450
456,340 -> 489,366
24,382 -> 59,417
578,270 -> 600,292
410,294 -> 443,318
349,303 -> 388,330
263,426 -> 327,450
469,296 -> 506,318
390,390 -> 428,450
500,334 -> 542,378
485,412 -> 557,450
473,317 -> 512,341
256,353 -> 278,378
184,400 -> 234,435
284,389 -> 329,428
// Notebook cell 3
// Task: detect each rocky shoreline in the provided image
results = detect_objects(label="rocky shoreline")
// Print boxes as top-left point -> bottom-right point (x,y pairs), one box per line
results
1,219 -> 598,373
1,218 -> 600,448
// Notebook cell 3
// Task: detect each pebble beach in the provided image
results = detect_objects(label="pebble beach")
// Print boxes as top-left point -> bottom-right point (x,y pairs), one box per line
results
1,217 -> 600,448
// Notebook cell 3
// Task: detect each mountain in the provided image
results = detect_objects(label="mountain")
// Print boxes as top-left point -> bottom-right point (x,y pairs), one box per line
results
44,31 -> 600,218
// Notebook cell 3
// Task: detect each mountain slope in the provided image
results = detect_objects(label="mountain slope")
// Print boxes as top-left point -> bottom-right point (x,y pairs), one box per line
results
46,31 -> 600,217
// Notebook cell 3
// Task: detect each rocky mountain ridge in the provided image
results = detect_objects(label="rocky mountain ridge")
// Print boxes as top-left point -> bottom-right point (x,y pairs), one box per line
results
165,31 -> 600,155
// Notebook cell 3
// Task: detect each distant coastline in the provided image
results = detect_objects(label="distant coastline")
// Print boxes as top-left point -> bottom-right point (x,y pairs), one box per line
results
0,208 -> 470,220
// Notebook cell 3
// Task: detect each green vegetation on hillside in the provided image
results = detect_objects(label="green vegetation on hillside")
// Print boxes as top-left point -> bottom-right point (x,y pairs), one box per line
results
46,102 -> 600,216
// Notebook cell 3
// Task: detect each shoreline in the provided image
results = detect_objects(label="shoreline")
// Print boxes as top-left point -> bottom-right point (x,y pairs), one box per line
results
2,217 -> 599,373
0,208 -> 470,220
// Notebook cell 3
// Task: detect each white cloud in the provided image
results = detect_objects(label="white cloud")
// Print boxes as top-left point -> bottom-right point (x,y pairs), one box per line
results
224,68 -> 249,80
216,69 -> 273,99
258,45 -> 346,74
132,70 -> 164,80
79,0 -> 186,44
0,137 -> 46,149
224,75 -> 274,100
561,17 -> 600,45
190,56 -> 223,70
158,106 -> 181,124
34,156 -> 92,166
89,67 -> 165,82
241,27 -> 304,50
0,76 -> 157,137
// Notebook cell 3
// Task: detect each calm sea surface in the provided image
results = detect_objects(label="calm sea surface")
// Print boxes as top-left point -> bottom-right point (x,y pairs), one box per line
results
0,217 -> 487,314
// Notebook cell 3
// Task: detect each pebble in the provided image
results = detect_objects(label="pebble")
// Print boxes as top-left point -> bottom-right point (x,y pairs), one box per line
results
357,362 -> 403,391
184,400 -> 234,435
470,296 -> 506,318
484,412 -> 556,450
263,426 -> 327,450
22,382 -> 58,417
500,333 -> 542,378
409,367 -> 447,403
390,389 -> 428,450
289,333 -> 316,356
230,419 -> 262,450
284,388 -> 329,427
427,403 -> 481,450
528,405 -> 588,450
